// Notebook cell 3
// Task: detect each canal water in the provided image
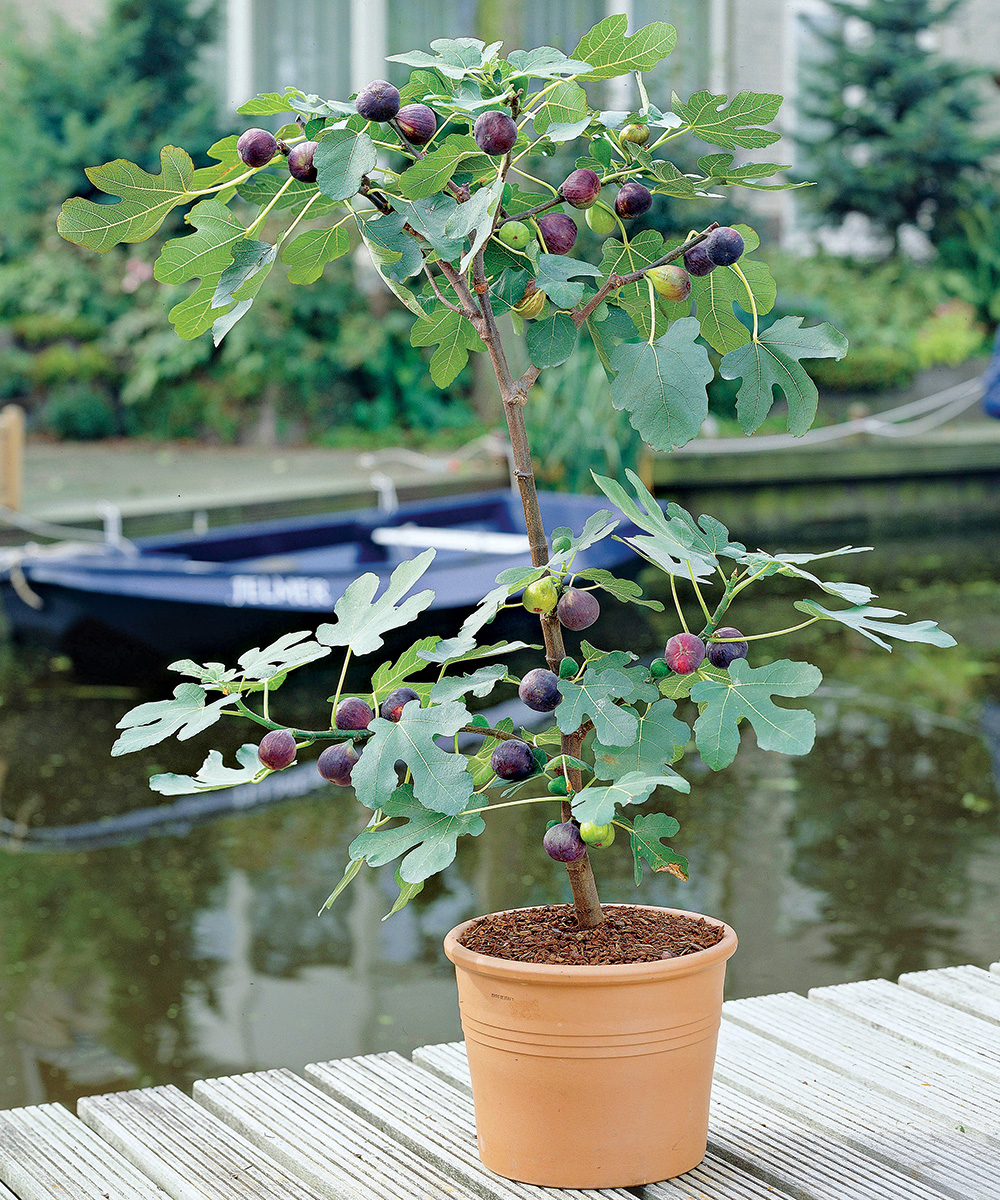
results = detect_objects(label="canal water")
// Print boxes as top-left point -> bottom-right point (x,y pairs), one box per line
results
1,533 -> 997,1110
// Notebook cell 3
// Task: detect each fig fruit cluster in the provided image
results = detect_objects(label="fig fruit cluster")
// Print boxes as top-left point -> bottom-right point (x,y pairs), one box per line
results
521,576 -> 601,633
658,627 -> 749,676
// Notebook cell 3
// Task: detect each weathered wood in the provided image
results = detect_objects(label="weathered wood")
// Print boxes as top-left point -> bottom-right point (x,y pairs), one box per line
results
717,1017 -> 1000,1200
0,1101 -> 169,1200
810,977 -> 1000,1078
724,991 -> 1000,1145
78,1083 -> 327,1199
195,1065 -> 486,1200
307,1051 -> 636,1200
899,965 -> 1000,1024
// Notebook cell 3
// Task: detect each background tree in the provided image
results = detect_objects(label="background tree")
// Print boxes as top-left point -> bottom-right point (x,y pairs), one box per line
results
797,0 -> 998,250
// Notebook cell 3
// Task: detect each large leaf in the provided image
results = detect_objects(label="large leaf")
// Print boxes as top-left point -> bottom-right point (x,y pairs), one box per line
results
387,37 -> 494,81
349,784 -> 486,884
793,601 -> 957,651
627,812 -> 688,885
593,699 -> 690,781
417,584 -> 510,664
399,134 -> 493,200
586,305 -> 641,379
430,663 -> 509,704
690,659 -> 823,770
573,14 -> 677,80
664,504 -> 746,562
281,225 -> 351,284
355,210 -> 423,282
526,312 -> 578,368
570,568 -> 664,610
555,668 -> 638,746
531,81 -> 589,135
672,90 -> 783,150
738,549 -> 874,606
237,631 -> 331,681
720,317 -> 849,435
168,279 -> 229,340
658,663 -> 729,701
314,129 -> 378,202
592,469 -> 715,578
396,194 -> 466,263
58,146 -> 197,252
112,683 -> 235,756
236,173 -> 339,215
410,305 -> 485,387
571,772 -> 676,827
351,703 -> 474,816
317,550 -> 436,656
609,317 -> 714,452
154,200 -> 246,287
533,254 -> 603,309
446,175 -> 505,273
150,744 -> 264,795
370,637 -> 442,701
597,229 -> 666,340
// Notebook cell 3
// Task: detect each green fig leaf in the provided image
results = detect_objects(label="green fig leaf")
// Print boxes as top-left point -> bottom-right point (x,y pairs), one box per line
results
573,14 -> 677,80
150,743 -> 265,795
625,812 -> 688,885
792,601 -> 958,651
672,90 -> 783,150
593,699 -> 690,781
317,550 -> 436,656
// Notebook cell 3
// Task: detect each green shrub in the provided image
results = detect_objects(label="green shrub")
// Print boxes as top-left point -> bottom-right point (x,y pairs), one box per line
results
41,385 -> 117,440
809,345 -> 916,393
27,343 -> 117,387
9,313 -> 103,346
0,348 -> 32,399
912,301 -> 987,370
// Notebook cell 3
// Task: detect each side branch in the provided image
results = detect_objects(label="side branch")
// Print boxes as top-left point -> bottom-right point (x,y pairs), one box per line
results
572,222 -> 719,328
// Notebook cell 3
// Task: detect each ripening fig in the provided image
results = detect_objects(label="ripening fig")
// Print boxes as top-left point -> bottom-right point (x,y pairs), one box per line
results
474,110 -> 517,156
683,241 -> 716,277
556,588 -> 600,631
543,821 -> 586,862
614,182 -> 652,219
491,738 -> 536,781
547,775 -> 569,796
498,220 -> 531,250
558,656 -> 578,680
335,697 -> 374,730
620,123 -> 650,145
586,204 -> 617,236
551,535 -> 572,553
706,627 -> 749,668
287,141 -> 318,182
317,742 -> 360,786
649,657 -> 670,679
536,213 -> 577,255
705,226 -> 745,266
395,103 -> 436,145
258,728 -> 297,770
237,128 -> 278,168
514,283 -> 545,319
664,632 -> 706,675
380,686 -> 420,722
579,820 -> 615,847
522,576 -> 559,613
561,168 -> 601,209
647,265 -> 691,302
355,79 -> 400,122
518,668 -> 562,713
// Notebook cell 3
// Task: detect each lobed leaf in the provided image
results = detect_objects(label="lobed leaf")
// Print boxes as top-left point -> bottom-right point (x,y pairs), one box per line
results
281,224 -> 351,284
315,129 -> 378,202
597,228 -> 666,340
237,631 -> 331,681
112,683 -> 236,756
533,254 -> 603,309
410,304 -> 485,387
430,663 -> 509,704
793,601 -> 957,651
573,15 -> 677,80
593,699 -> 690,781
571,772 -> 677,827
672,90 -> 782,150
399,134 -> 492,200
569,569 -> 664,610
555,668 -> 639,746
371,637 -> 442,701
526,312 -> 578,368
150,744 -> 264,795
627,812 -> 688,885
317,550 -> 436,656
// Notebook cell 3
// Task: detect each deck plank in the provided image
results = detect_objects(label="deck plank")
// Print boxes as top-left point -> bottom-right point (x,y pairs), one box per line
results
78,1083 -> 328,1200
717,1017 -> 1000,1200
318,1048 -> 801,1200
724,990 -> 1000,1144
197,1065 -> 517,1200
410,1041 -> 946,1200
0,1101 -> 170,1200
899,965 -> 1000,1024
306,1052 -> 638,1200
809,977 -> 1000,1078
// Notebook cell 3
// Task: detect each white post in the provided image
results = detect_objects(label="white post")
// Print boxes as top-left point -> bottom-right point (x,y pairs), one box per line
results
709,0 -> 729,95
226,0 -> 255,115
351,0 -> 389,95
605,0 -> 633,112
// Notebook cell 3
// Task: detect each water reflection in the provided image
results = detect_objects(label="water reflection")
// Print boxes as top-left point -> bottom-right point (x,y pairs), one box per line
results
1,537 -> 997,1111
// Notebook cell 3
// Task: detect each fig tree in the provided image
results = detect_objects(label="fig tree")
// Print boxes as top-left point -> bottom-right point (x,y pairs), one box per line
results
561,168 -> 601,209
614,182 -> 652,219
474,110 -> 517,156
355,79 -> 401,122
536,213 -> 577,255
237,128 -> 278,168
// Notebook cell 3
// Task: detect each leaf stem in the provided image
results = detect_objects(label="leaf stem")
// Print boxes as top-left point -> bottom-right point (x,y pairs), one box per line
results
645,274 -> 657,345
709,617 -> 822,643
462,793 -> 556,817
509,165 -> 560,196
330,648 -> 352,725
670,574 -> 689,633
245,175 -> 296,238
687,561 -> 713,625
731,260 -> 758,341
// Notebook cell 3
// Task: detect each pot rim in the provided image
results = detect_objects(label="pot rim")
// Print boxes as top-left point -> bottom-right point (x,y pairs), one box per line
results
444,903 -> 737,986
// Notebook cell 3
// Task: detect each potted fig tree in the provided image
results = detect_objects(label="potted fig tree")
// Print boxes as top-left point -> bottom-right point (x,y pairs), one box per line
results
58,16 -> 955,1188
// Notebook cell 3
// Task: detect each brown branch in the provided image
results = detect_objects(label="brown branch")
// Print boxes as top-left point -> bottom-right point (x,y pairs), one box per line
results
388,118 -> 467,202
572,222 -> 720,329
423,263 -> 463,314
498,193 -> 565,228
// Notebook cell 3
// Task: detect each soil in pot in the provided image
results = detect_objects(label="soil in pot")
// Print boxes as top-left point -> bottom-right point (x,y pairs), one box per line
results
459,903 -> 725,964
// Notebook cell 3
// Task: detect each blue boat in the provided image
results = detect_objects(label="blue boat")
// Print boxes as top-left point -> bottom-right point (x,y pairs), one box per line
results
0,490 -> 642,678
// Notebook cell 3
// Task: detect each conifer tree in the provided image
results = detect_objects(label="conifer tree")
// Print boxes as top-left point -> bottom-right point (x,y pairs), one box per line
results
798,0 -> 997,248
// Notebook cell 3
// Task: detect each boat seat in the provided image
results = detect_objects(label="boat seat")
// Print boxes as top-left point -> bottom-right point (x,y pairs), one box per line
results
371,525 -> 530,555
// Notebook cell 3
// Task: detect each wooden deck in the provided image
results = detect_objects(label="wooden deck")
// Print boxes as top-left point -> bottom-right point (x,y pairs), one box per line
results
2,962 -> 999,1199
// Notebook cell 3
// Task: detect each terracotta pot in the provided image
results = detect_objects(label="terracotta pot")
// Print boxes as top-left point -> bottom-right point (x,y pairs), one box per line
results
443,904 -> 737,1188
